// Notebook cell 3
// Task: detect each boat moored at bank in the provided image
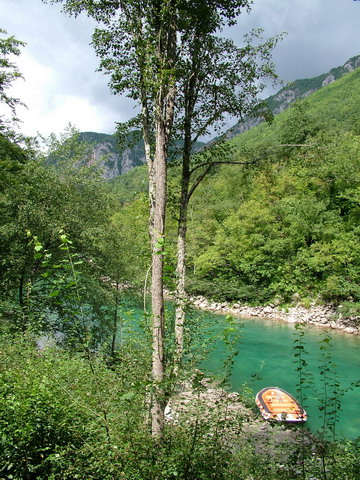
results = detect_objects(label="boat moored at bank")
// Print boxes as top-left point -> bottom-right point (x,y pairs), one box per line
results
255,387 -> 307,422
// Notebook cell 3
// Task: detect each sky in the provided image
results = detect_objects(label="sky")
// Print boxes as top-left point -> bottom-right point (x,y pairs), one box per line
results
1,0 -> 360,138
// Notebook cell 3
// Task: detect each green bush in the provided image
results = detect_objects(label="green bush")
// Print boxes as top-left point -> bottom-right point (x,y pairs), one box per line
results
0,333 -> 359,479
0,335 -> 148,479
186,275 -> 268,304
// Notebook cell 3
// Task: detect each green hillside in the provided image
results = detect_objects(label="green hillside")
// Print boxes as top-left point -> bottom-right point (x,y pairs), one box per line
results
232,66 -> 360,150
177,66 -> 360,310
2,19 -> 360,480
266,55 -> 360,112
109,64 -> 360,311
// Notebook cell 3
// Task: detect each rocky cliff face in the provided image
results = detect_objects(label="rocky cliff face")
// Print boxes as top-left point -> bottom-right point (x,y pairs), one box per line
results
80,132 -> 205,179
226,54 -> 360,140
79,131 -> 146,179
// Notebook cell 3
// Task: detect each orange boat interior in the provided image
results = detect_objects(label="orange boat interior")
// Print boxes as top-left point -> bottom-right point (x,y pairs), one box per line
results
261,389 -> 302,415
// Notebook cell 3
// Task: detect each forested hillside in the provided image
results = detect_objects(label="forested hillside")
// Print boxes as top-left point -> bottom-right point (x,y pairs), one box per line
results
226,54 -> 360,139
1,16 -> 360,478
113,65 -> 360,315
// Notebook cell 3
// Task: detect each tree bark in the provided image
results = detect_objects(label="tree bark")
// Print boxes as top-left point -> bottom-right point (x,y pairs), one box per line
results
111,281 -> 121,356
149,26 -> 177,434
174,57 -> 197,362
149,118 -> 168,437
174,155 -> 191,362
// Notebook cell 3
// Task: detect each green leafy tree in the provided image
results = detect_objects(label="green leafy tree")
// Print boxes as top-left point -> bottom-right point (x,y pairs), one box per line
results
183,119 -> 360,308
0,127 -> 118,334
171,25 -> 282,360
44,0 -> 273,435
0,28 -> 26,135
279,100 -> 320,155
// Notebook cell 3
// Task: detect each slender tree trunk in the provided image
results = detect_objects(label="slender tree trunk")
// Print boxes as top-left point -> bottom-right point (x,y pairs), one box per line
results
111,281 -> 120,356
149,118 -> 168,437
142,98 -> 168,436
149,69 -> 176,436
174,63 -> 196,362
174,170 -> 190,361
137,9 -> 177,436
19,269 -> 27,332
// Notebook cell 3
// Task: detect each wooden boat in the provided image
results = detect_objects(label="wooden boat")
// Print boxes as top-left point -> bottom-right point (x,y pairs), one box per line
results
255,387 -> 307,422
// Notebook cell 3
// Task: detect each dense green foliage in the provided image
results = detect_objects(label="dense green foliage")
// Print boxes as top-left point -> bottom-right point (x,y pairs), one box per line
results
2,124 -> 358,478
108,164 -> 149,205
187,129 -> 360,306
0,126 -> 148,342
0,28 -> 26,134
0,332 -> 359,480
107,69 -> 360,315
1,23 -> 359,479
110,67 -> 360,314
266,55 -> 360,112
166,70 -> 358,312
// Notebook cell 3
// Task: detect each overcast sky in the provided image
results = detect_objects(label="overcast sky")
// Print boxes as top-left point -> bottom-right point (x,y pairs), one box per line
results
1,0 -> 360,138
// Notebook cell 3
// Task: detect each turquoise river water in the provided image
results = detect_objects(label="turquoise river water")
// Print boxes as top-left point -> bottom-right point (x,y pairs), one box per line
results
122,302 -> 359,439
200,311 -> 360,439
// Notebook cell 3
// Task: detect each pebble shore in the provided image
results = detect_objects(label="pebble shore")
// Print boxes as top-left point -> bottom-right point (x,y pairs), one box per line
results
187,295 -> 360,335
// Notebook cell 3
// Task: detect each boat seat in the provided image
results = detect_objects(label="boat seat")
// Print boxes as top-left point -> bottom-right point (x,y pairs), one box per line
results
271,408 -> 299,414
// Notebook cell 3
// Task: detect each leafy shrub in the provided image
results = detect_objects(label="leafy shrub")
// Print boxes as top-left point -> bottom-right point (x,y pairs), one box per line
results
0,333 -> 359,479
186,275 -> 266,304
337,301 -> 360,320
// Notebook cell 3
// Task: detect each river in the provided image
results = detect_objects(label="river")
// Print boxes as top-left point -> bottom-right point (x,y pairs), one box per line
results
121,300 -> 360,439
201,311 -> 360,439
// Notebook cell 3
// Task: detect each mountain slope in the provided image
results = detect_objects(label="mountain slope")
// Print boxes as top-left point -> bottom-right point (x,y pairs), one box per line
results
79,132 -> 206,179
226,54 -> 360,139
183,62 -> 360,307
79,131 -> 146,178
108,51 -> 360,309
230,63 -> 360,150
82,54 -> 360,178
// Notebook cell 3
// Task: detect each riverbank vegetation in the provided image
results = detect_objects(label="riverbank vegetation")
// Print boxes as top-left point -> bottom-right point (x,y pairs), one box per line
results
1,7 -> 360,477
1,127 -> 359,478
1,124 -> 359,477
183,71 -> 360,311
1,318 -> 360,479
110,69 -> 360,318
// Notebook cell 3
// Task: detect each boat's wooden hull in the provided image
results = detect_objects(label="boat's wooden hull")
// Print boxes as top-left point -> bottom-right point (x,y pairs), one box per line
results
255,387 -> 307,422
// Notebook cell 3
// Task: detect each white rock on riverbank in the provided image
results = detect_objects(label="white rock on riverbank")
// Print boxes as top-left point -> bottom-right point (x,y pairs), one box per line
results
165,374 -> 314,457
187,295 -> 360,335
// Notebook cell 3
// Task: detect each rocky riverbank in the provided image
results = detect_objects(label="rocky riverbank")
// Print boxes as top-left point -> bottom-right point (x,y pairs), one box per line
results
166,374 -> 316,462
187,295 -> 360,335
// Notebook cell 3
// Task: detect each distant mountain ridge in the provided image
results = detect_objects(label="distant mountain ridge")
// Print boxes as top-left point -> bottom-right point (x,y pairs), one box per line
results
79,132 -> 205,179
226,54 -> 360,139
82,54 -> 360,178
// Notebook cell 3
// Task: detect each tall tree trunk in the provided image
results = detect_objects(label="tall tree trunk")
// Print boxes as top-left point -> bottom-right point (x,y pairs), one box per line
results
111,281 -> 120,356
174,165 -> 190,362
149,118 -> 168,437
139,9 -> 177,436
174,62 -> 196,362
19,269 -> 27,332
149,70 -> 176,436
